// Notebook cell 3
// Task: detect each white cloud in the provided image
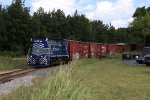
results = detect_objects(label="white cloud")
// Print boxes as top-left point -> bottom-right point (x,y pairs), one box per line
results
112,19 -> 128,28
128,17 -> 134,23
82,5 -> 95,11
31,0 -> 77,15
96,1 -> 113,14
1,0 -> 12,6
87,0 -> 135,28
31,0 -> 136,28
78,0 -> 92,4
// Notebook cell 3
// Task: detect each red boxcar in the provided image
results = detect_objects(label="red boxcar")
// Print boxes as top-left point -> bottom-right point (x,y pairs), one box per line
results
89,43 -> 102,58
142,47 -> 150,56
107,44 -> 116,54
79,42 -> 89,58
89,43 -> 97,58
107,44 -> 123,54
68,40 -> 80,60
115,45 -> 123,53
97,44 -> 102,57
100,44 -> 107,57
96,44 -> 101,58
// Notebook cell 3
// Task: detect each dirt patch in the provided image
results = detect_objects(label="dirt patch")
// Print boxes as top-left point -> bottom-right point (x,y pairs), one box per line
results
122,60 -> 145,66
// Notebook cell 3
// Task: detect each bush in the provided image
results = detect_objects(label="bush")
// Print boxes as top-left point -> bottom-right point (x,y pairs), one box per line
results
0,56 -> 27,70
3,62 -> 94,100
0,51 -> 24,57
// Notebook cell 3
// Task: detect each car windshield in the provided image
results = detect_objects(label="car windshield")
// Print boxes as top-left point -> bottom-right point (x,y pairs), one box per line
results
144,54 -> 150,57
31,48 -> 50,55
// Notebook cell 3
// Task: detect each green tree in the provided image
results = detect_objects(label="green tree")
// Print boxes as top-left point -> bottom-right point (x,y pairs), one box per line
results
133,6 -> 146,20
131,6 -> 150,46
31,7 -> 48,38
91,20 -> 109,43
3,0 -> 32,53
0,5 -> 6,50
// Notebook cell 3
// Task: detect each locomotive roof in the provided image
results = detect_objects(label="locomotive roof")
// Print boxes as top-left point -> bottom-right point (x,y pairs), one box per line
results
32,38 -> 67,41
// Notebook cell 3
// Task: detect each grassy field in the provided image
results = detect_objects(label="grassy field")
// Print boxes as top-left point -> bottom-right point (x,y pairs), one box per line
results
0,56 -> 27,70
76,58 -> 150,100
3,55 -> 150,100
3,63 -> 94,100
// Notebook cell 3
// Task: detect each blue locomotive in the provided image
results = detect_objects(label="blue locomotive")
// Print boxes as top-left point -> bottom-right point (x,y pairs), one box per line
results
27,38 -> 69,67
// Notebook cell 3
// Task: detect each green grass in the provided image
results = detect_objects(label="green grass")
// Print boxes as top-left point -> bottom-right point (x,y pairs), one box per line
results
3,55 -> 150,100
0,51 -> 24,57
0,56 -> 27,70
75,58 -> 150,100
3,63 -> 94,100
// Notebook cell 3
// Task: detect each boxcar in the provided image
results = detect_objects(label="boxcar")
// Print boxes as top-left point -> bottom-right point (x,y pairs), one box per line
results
68,40 -> 80,60
95,43 -> 101,57
79,42 -> 90,58
115,45 -> 123,53
142,47 -> 150,56
89,43 -> 98,58
107,44 -> 116,54
107,44 -> 123,54
95,44 -> 101,58
100,44 -> 107,57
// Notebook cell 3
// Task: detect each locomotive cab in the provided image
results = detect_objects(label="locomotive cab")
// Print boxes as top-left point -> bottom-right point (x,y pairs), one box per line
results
27,38 -> 69,67
27,38 -> 51,67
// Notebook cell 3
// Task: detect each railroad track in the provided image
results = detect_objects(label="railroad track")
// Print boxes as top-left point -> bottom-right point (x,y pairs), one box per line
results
0,68 -> 37,84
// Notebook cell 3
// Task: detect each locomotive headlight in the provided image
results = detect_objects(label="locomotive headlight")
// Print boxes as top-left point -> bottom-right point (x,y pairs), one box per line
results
41,56 -> 43,58
30,56 -> 32,58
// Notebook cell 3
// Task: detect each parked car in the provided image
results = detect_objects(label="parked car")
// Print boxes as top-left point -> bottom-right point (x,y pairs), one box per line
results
136,57 -> 145,64
136,54 -> 150,65
144,54 -> 150,66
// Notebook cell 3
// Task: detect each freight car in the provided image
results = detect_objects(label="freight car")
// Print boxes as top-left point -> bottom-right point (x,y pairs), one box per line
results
89,43 -> 101,58
142,47 -> 150,56
107,44 -> 123,54
68,40 -> 80,60
27,38 -> 123,67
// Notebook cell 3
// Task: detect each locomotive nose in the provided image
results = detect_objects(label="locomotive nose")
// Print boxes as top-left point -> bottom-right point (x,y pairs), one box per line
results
28,55 -> 49,67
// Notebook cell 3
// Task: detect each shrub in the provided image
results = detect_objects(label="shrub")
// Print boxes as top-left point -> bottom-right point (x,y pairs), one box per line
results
3,62 -> 94,100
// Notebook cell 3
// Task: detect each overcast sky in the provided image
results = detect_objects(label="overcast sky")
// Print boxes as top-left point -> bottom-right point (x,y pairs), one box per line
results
1,0 -> 150,28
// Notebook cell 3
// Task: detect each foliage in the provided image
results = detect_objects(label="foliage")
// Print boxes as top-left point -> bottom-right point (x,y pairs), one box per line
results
3,62 -> 94,100
76,58 -> 150,100
130,6 -> 150,46
3,57 -> 150,99
0,56 -> 27,70
0,1 -> 149,56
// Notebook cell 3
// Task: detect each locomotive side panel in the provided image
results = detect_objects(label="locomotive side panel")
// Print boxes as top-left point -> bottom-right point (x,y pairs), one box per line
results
28,38 -> 69,67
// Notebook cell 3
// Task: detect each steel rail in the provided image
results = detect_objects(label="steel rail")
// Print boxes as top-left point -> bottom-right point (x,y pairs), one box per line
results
0,68 -> 37,84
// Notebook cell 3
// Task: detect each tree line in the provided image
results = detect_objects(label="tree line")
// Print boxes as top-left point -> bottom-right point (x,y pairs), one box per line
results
0,0 -> 149,55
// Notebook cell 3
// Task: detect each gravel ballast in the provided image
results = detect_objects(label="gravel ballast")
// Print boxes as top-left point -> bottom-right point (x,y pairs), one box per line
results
0,67 -> 57,97
122,60 -> 145,66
